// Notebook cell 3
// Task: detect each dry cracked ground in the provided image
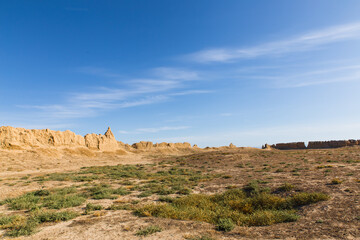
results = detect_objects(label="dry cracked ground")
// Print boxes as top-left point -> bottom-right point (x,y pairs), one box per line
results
0,147 -> 359,240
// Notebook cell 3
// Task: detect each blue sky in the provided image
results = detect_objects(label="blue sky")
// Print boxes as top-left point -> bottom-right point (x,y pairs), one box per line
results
2,0 -> 360,147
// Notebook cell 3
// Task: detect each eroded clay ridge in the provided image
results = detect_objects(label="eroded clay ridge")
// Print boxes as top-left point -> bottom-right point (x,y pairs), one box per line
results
263,139 -> 360,150
0,126 -> 193,152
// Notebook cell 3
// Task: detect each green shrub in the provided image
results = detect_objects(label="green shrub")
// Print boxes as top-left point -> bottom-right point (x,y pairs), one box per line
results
135,184 -> 329,229
3,187 -> 85,211
6,218 -> 38,237
84,203 -> 103,214
86,184 -> 116,199
32,210 -> 78,223
289,192 -> 330,207
242,181 -> 261,196
177,187 -> 191,195
4,193 -> 40,210
138,191 -> 152,198
216,218 -> 235,232
42,194 -> 86,209
245,210 -> 298,226
158,196 -> 174,202
0,215 -> 19,226
5,210 -> 78,237
34,189 -> 50,196
135,225 -> 162,236
186,235 -> 215,240
277,183 -> 294,192
331,178 -> 342,184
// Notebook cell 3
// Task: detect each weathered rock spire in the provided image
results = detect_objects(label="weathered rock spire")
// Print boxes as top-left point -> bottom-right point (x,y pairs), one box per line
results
104,127 -> 114,138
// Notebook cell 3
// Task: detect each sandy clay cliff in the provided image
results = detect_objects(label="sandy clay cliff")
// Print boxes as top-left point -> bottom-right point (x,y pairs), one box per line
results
0,126 -> 195,153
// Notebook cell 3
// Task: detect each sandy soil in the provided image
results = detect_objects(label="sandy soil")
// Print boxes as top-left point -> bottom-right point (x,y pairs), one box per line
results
0,147 -> 359,240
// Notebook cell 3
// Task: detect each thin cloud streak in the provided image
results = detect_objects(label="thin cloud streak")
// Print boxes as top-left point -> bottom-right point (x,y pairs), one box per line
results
186,22 -> 360,63
152,67 -> 200,80
18,67 -> 211,120
256,64 -> 360,88
119,126 -> 190,134
227,61 -> 360,88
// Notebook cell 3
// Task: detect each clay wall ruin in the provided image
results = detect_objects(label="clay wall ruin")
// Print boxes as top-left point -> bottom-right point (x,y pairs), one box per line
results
273,142 -> 306,150
265,139 -> 360,150
0,126 -> 195,152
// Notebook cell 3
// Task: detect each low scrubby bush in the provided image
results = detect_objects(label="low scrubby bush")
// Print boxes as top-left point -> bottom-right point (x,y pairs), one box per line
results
135,225 -> 162,236
135,184 -> 329,230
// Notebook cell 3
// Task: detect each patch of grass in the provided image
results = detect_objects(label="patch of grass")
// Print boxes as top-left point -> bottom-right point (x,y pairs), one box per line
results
3,193 -> 39,210
138,191 -> 152,198
6,218 -> 38,237
84,203 -> 103,214
42,194 -> 86,209
86,184 -> 130,200
331,178 -> 342,185
177,187 -> 191,195
3,187 -> 86,210
242,180 -> 268,196
32,210 -> 78,223
34,189 -> 50,196
185,235 -> 215,240
316,165 -> 333,169
135,184 -> 328,229
277,183 -> 294,192
3,210 -> 78,237
158,196 -> 175,202
135,225 -> 162,236
216,218 -> 235,232
0,215 -> 22,227
289,192 -> 329,206
36,164 -> 218,199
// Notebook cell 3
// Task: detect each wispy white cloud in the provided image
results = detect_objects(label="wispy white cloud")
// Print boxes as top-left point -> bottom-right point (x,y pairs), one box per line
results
119,126 -> 190,134
18,67 -> 211,119
245,63 -> 360,88
170,90 -> 212,96
186,22 -> 360,63
152,67 -> 200,80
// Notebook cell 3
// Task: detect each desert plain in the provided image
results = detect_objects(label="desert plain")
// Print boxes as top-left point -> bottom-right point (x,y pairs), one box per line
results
0,127 -> 359,240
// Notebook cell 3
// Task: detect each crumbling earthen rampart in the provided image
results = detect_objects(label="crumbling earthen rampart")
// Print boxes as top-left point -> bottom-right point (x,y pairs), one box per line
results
131,141 -> 192,150
272,142 -> 306,150
307,140 -> 358,149
264,139 -> 360,150
0,126 -> 119,151
0,126 -> 196,152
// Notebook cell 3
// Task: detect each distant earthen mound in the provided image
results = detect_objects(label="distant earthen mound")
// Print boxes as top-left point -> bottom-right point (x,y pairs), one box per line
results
0,126 -> 119,151
0,126 -> 86,149
84,127 -> 118,151
131,141 -> 193,153
307,140 -> 359,149
265,139 -> 360,150
272,142 -> 306,150
0,126 -> 197,153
